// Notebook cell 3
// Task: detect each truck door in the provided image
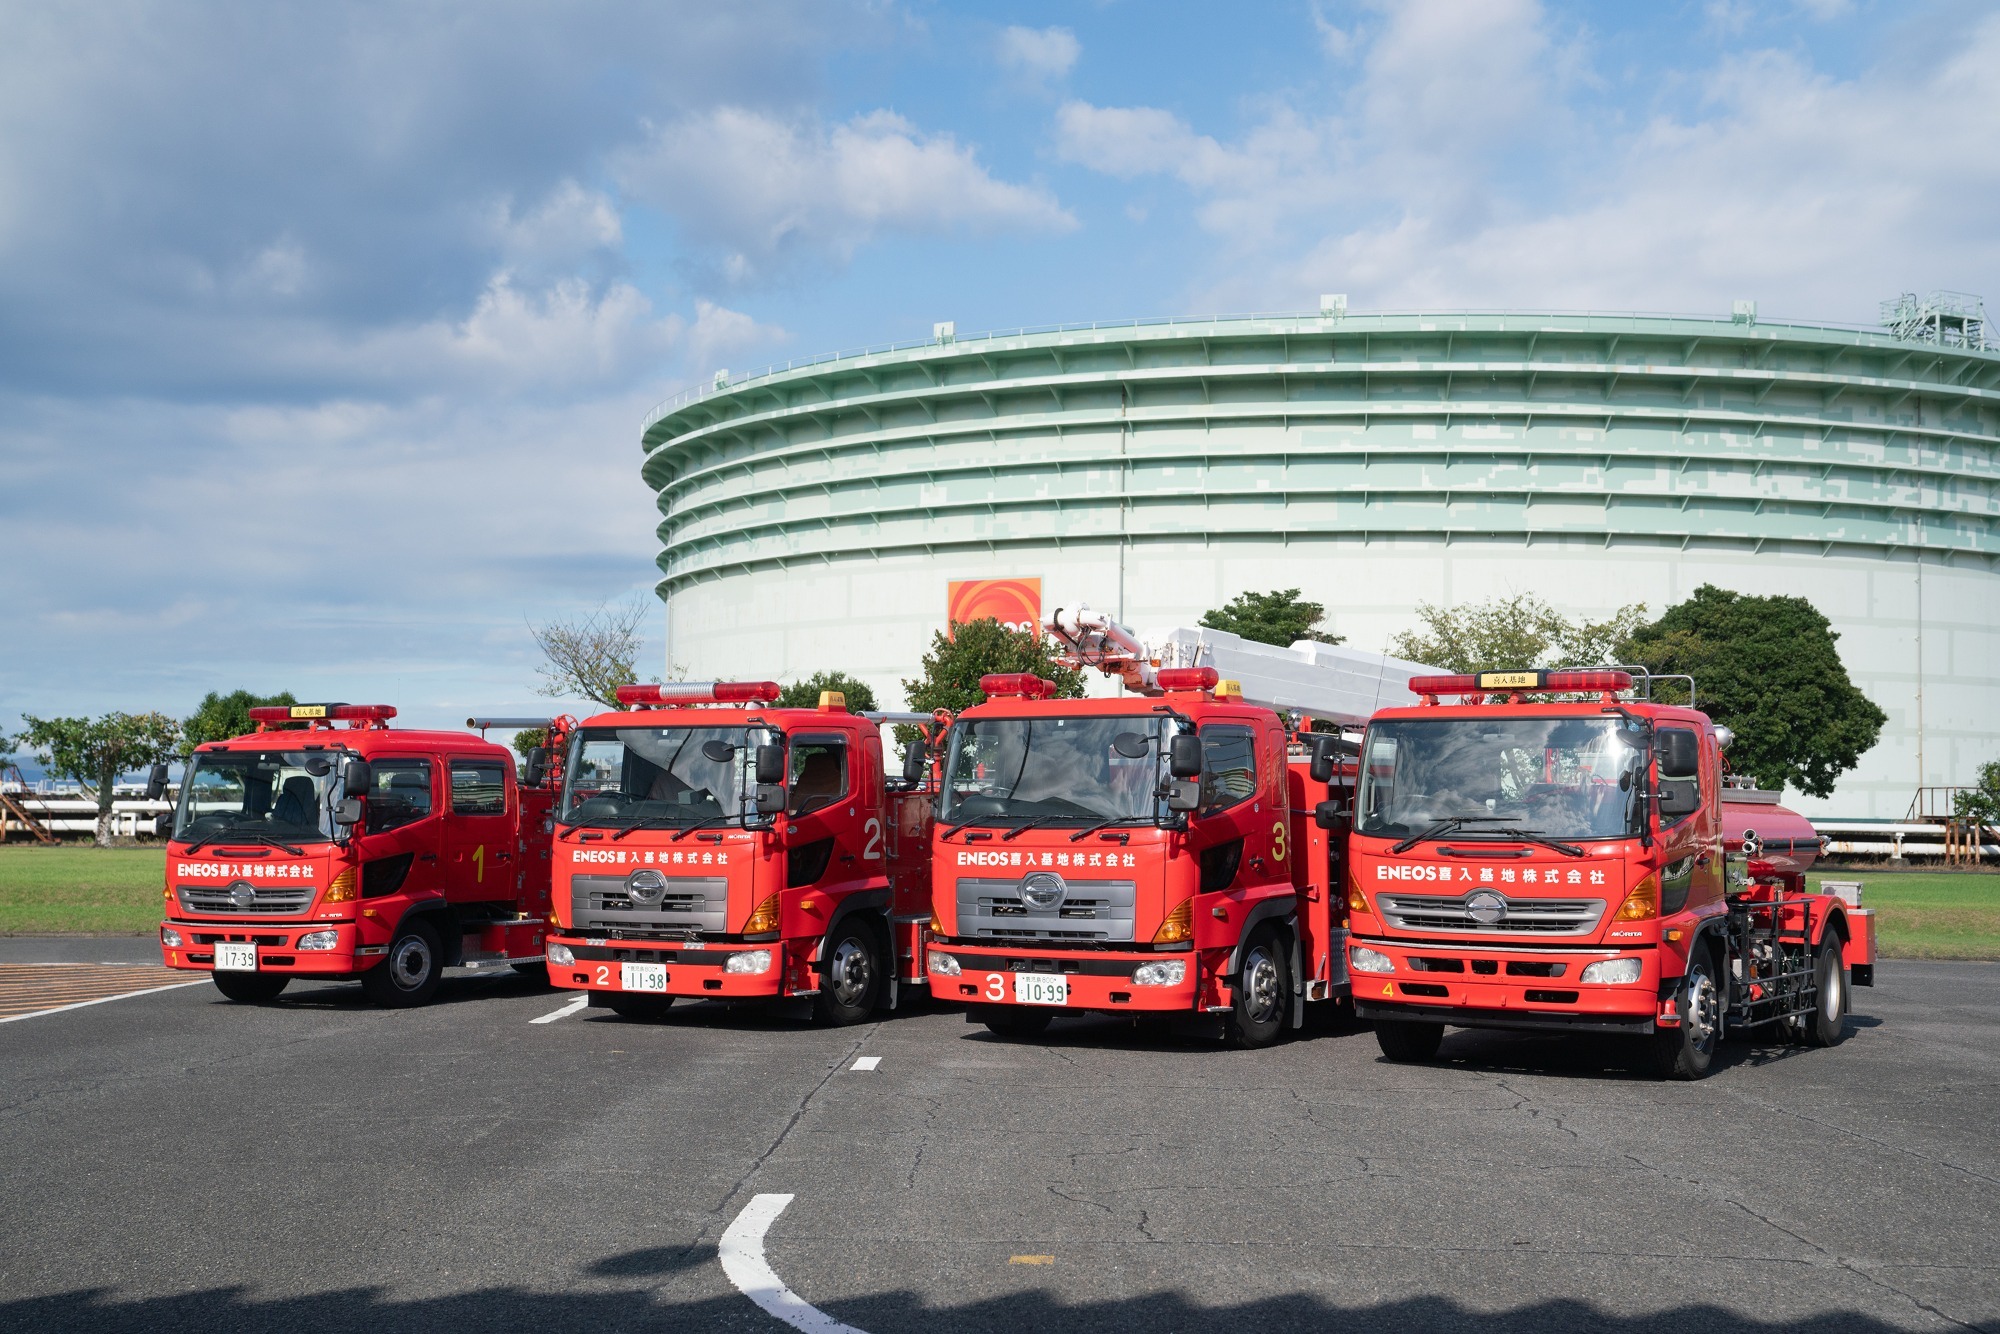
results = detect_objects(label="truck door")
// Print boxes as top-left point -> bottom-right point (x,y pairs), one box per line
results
1655,727 -> 1718,915
359,756 -> 443,904
442,756 -> 513,904
785,731 -> 856,889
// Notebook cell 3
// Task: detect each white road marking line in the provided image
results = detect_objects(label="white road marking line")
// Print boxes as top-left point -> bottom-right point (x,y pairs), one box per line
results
851,1056 -> 881,1071
0,980 -> 208,1024
531,995 -> 591,1024
720,1193 -> 868,1334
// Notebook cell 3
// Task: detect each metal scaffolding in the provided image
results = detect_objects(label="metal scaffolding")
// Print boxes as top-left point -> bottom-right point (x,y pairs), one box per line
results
1880,290 -> 1987,349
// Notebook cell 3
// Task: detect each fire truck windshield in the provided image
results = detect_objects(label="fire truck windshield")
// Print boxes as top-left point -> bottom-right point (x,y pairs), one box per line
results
941,716 -> 1168,826
1357,716 -> 1645,842
560,726 -> 762,829
174,751 -> 342,844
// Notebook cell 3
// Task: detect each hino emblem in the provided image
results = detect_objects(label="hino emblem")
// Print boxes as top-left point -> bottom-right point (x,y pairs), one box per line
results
1464,890 -> 1507,925
1019,871 -> 1067,911
626,868 -> 668,906
227,881 -> 256,910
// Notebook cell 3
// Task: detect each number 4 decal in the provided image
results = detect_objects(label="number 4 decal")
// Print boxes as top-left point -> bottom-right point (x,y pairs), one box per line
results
862,817 -> 882,860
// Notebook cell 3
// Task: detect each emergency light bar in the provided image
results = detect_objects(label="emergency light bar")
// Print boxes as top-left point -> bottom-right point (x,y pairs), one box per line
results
979,673 -> 1057,699
1156,666 -> 1219,692
247,703 -> 397,723
1409,669 -> 1634,696
615,681 -> 781,707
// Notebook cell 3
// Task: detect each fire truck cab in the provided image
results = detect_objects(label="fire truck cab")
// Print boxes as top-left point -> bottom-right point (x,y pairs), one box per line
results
542,683 -> 944,1023
1345,668 -> 1875,1079
156,704 -> 560,1006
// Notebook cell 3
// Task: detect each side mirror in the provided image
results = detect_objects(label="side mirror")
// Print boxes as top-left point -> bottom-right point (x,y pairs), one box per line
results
523,747 -> 550,787
1656,779 -> 1700,819
755,743 -> 786,786
755,785 -> 786,816
145,762 -> 170,801
342,758 -> 373,797
1314,800 -> 1350,833
153,812 -> 174,838
1166,780 -> 1201,813
1168,733 -> 1203,780
1658,730 -> 1700,779
333,797 -> 364,826
902,740 -> 929,786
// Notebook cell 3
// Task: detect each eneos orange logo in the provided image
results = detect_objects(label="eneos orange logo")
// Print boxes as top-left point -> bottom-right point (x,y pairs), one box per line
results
947,578 -> 1041,634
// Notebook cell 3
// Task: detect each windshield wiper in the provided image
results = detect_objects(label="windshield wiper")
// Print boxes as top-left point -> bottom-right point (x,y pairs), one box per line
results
610,816 -> 688,841
670,817 -> 736,842
183,825 -> 306,856
1001,815 -> 1059,842
1067,816 -> 1143,842
1390,815 -> 1518,855
1491,827 -> 1586,858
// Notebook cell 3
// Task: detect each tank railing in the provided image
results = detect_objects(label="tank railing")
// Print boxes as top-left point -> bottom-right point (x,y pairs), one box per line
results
1906,785 -> 1975,822
640,306 -> 1972,430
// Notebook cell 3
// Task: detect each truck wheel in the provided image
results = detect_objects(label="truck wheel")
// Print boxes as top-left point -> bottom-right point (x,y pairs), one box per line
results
980,1007 -> 1053,1039
1649,948 -> 1721,1080
211,972 -> 289,1004
606,995 -> 674,1020
1224,929 -> 1291,1049
812,923 -> 881,1026
1374,1018 -> 1444,1062
1801,937 -> 1847,1048
360,919 -> 443,1008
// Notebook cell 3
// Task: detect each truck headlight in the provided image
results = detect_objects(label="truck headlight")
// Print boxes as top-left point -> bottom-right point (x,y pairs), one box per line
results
296,929 -> 339,951
1131,960 -> 1186,987
547,942 -> 575,967
724,949 -> 772,975
1350,945 -> 1395,974
929,952 -> 962,977
1580,957 -> 1644,985
161,927 -> 182,948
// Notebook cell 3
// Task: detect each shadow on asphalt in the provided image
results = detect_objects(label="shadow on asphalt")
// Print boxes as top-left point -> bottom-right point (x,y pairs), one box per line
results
0,1284 -> 1929,1333
201,970 -> 553,1011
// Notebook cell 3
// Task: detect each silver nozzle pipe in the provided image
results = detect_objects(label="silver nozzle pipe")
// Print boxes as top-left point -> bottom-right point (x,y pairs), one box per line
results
465,717 -> 556,729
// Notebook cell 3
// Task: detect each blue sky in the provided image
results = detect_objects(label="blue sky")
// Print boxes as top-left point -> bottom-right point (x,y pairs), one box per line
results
4,0 -> 1997,748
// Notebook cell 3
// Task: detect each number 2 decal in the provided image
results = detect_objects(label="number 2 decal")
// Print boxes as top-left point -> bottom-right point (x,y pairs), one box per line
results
1270,820 -> 1287,863
985,973 -> 1004,1000
863,817 -> 882,860
595,964 -> 610,985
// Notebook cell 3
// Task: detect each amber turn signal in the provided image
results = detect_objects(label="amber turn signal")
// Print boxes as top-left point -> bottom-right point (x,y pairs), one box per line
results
1614,873 -> 1660,921
322,868 -> 358,903
1152,898 -> 1194,944
743,893 -> 782,935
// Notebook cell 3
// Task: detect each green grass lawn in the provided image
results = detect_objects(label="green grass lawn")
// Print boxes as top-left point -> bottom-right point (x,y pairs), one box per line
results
1811,869 -> 2000,961
0,845 -> 165,934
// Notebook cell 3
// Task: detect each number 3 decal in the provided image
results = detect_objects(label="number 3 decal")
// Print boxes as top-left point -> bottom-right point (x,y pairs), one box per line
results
863,817 -> 882,860
985,973 -> 1004,1000
1271,820 -> 1288,863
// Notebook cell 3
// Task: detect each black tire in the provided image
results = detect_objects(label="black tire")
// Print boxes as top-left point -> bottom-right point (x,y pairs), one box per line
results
1649,947 -> 1722,1080
606,994 -> 674,1020
1801,935 -> 1847,1048
1374,1017 -> 1445,1062
812,921 -> 883,1026
211,972 -> 289,1004
980,1007 -> 1053,1039
360,918 -> 443,1008
1224,928 -> 1292,1049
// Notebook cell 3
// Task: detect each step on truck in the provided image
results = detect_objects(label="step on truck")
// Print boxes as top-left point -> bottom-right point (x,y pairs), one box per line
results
923,607 -> 1433,1047
542,683 -> 946,1023
156,703 -> 567,1006
1343,667 -> 1876,1079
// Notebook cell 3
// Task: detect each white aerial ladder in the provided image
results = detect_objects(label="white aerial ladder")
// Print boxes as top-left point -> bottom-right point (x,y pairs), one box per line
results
1045,604 -> 1436,727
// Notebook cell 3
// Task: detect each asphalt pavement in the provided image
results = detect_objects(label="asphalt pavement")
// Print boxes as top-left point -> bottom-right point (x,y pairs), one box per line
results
0,949 -> 1994,1332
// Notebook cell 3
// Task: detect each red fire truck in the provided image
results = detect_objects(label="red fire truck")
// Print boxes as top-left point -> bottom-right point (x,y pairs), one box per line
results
1343,668 -> 1876,1079
155,704 -> 565,1006
923,608 -> 1431,1047
541,683 -> 946,1023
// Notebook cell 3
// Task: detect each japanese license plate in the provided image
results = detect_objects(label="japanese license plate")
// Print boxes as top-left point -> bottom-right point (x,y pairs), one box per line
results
621,961 -> 668,992
214,942 -> 257,972
1013,972 -> 1068,1005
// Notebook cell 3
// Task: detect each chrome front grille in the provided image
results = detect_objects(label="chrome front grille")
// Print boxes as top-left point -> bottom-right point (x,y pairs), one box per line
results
955,877 -> 1137,942
571,874 -> 728,933
1377,892 -> 1605,935
176,886 -> 314,915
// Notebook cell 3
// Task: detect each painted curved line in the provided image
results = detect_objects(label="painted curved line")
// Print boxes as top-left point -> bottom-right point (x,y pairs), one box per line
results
719,1193 -> 869,1334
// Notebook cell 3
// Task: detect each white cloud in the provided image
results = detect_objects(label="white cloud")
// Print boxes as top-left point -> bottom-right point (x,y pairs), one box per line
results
490,181 -> 623,271
618,107 -> 1075,279
996,25 -> 1080,81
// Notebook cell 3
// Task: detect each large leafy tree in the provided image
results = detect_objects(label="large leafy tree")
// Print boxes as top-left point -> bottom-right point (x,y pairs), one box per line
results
182,689 -> 298,753
902,618 -> 1085,717
20,712 -> 183,845
1390,594 -> 1648,673
1200,589 -> 1343,646
1623,585 -> 1885,798
778,672 -> 878,713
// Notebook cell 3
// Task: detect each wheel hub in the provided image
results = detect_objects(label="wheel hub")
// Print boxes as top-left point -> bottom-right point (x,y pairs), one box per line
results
1242,947 -> 1281,1023
391,936 -> 432,990
828,939 -> 871,1008
1684,969 -> 1719,1049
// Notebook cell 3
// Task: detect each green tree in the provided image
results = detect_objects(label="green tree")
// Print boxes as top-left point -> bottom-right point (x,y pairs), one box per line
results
530,596 -> 656,709
1953,761 -> 2000,827
510,727 -> 546,759
902,618 -> 1086,718
1623,585 -> 1885,798
1390,594 -> 1648,673
1200,589 -> 1343,646
182,689 -> 298,754
777,672 -> 879,713
20,712 -> 183,845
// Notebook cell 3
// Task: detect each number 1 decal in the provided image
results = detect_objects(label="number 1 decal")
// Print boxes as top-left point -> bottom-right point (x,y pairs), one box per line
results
862,817 -> 883,860
472,844 -> 485,882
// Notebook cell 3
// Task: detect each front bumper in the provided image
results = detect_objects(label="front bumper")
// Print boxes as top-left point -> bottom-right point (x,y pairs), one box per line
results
927,940 -> 1203,1013
159,920 -> 380,978
1348,936 -> 1661,1034
547,934 -> 796,1000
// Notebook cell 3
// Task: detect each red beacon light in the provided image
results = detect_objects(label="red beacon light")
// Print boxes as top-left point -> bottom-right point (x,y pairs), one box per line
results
247,703 -> 397,730
979,673 -> 1057,699
616,681 -> 782,708
1409,669 -> 1634,704
1155,666 -> 1220,692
